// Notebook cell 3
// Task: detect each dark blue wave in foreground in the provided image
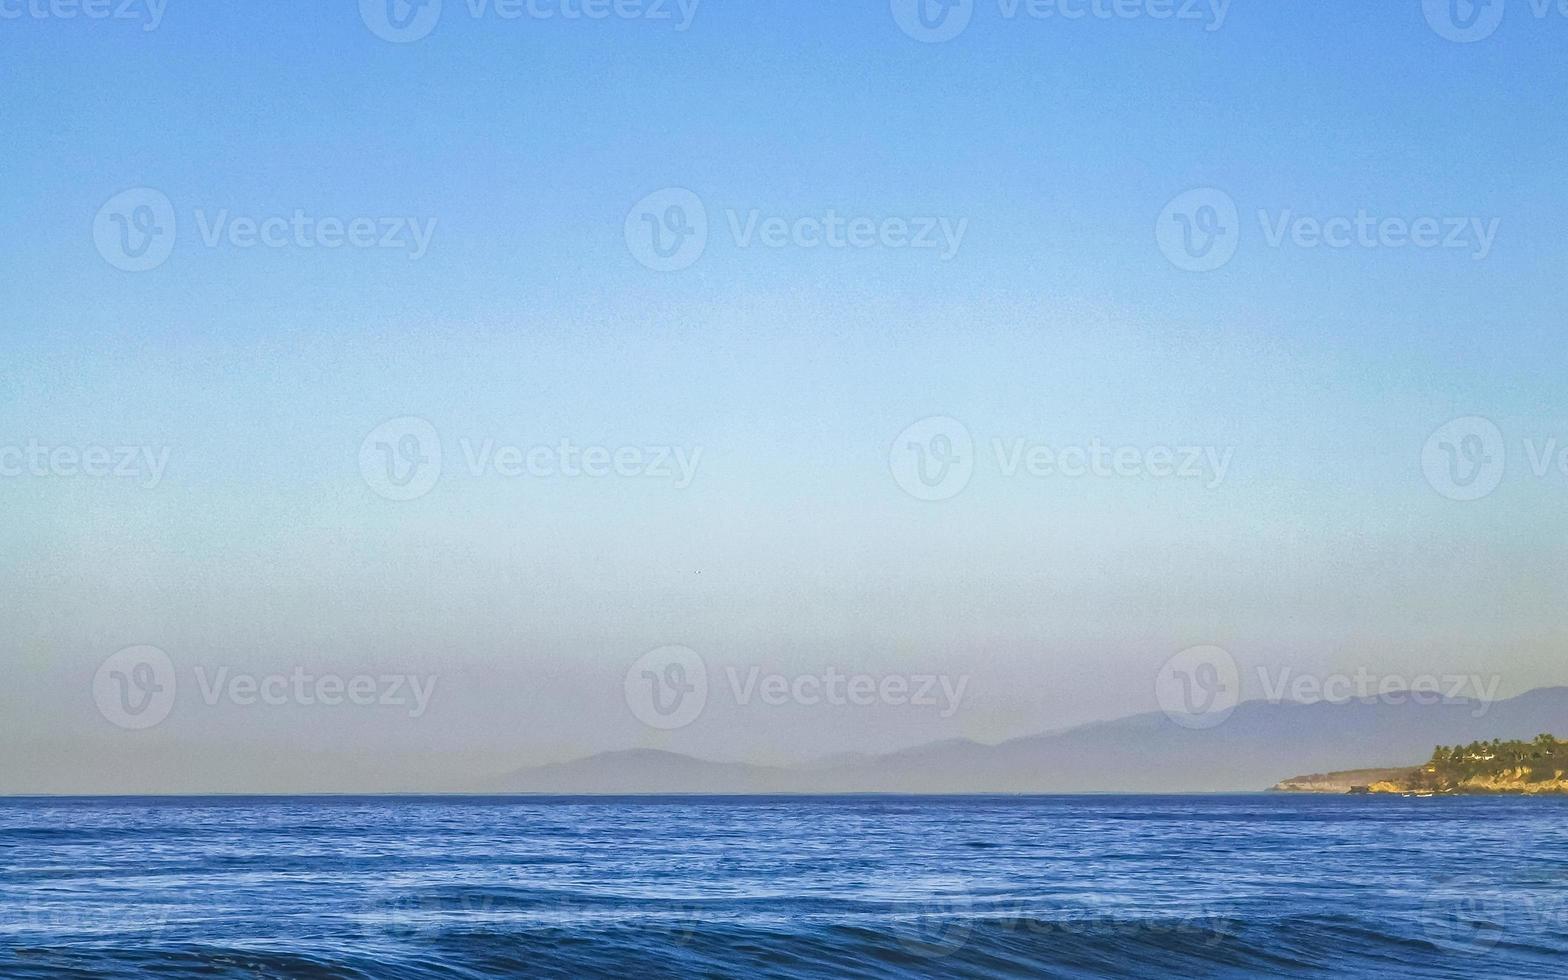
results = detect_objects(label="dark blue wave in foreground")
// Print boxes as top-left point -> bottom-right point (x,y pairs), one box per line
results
2,795 -> 1565,978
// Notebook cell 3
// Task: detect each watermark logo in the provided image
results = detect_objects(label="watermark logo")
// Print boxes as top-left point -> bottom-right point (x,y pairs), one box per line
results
93,645 -> 177,730
891,0 -> 975,42
1423,0 -> 1507,42
1157,188 -> 1239,272
625,188 -> 708,272
1155,645 -> 1238,729
891,416 -> 974,501
360,0 -> 443,42
93,188 -> 177,272
1422,416 -> 1505,501
1421,890 -> 1507,953
1426,0 -> 1568,43
1420,417 -> 1568,501
360,417 -> 443,501
625,645 -> 708,730
894,886 -> 975,958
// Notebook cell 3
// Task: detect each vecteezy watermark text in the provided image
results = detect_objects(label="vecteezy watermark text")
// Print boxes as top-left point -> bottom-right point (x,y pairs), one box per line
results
1255,667 -> 1501,717
1255,210 -> 1499,259
459,438 -> 702,486
892,882 -> 1236,961
0,441 -> 170,488
891,0 -> 1229,43
1,900 -> 169,939
624,646 -> 970,730
624,188 -> 968,271
360,0 -> 702,43
992,438 -> 1232,486
192,210 -> 437,258
193,667 -> 437,717
358,417 -> 703,501
889,416 -> 1233,501
0,0 -> 166,30
358,889 -> 703,945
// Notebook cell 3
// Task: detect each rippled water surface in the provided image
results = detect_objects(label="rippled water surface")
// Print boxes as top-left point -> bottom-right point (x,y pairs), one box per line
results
1,795 -> 1564,978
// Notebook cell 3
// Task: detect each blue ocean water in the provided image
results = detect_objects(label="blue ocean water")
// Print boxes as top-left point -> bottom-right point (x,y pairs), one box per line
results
0,795 -> 1564,978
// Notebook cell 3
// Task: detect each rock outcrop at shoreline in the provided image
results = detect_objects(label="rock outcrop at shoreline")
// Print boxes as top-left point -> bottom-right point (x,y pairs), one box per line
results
1271,768 -> 1417,793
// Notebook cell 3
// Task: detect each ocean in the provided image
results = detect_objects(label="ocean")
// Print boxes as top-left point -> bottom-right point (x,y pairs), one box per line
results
1,795 -> 1563,978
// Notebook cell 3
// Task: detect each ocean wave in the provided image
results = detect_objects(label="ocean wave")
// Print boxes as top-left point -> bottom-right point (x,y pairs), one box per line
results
2,911 -> 1545,979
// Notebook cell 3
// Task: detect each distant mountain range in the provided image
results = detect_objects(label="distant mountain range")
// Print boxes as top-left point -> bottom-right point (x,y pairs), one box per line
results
494,687 -> 1568,794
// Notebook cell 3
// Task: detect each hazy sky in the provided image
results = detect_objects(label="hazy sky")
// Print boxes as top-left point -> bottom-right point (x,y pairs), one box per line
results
3,1 -> 1567,789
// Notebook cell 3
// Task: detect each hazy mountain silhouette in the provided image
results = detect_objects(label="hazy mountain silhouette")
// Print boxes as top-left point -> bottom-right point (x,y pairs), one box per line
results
496,688 -> 1568,794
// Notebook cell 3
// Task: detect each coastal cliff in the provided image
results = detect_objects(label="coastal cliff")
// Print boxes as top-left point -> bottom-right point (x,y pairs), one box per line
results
1274,735 -> 1568,795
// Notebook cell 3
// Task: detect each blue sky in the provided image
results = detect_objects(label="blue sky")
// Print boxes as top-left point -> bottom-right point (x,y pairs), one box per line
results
3,1 -> 1567,767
